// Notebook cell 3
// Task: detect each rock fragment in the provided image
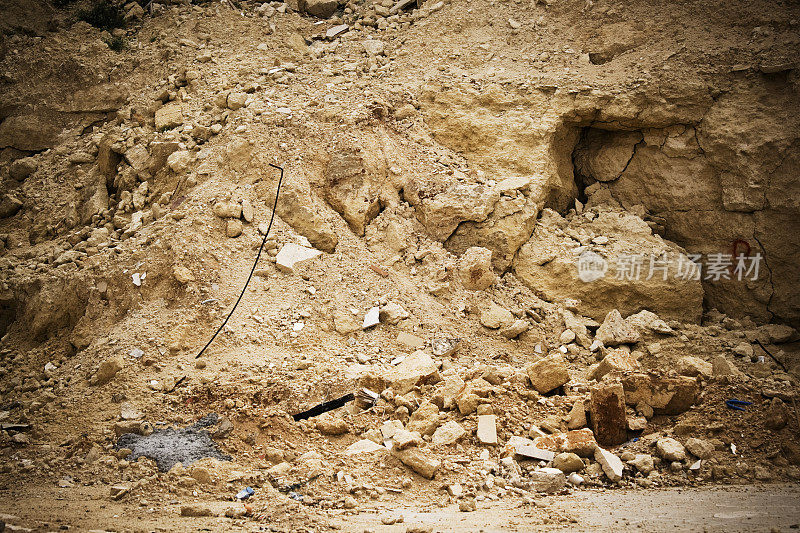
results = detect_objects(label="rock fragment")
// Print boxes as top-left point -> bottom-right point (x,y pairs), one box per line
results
533,429 -> 597,457
552,452 -> 584,474
458,247 -> 496,290
526,354 -> 570,394
155,103 -> 183,130
226,219 -> 243,238
480,302 -> 514,329
685,437 -> 714,459
392,447 -> 441,479
656,438 -> 686,462
91,355 -> 124,386
589,381 -> 627,446
304,0 -> 338,17
477,414 -> 498,445
275,243 -> 322,273
621,374 -> 698,415
596,309 -> 641,346
676,356 -> 712,378
431,421 -> 466,446
316,415 -> 349,436
9,157 -> 37,180
406,401 -> 439,436
588,347 -> 640,380
382,351 -> 438,394
566,400 -> 587,430
627,453 -> 654,475
181,504 -> 215,517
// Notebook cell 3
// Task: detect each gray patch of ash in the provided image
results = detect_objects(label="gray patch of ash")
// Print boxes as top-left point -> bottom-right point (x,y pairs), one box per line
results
116,413 -> 231,471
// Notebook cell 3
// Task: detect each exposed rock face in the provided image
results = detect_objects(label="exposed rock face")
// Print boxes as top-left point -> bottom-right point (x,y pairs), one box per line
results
271,172 -> 338,252
323,139 -> 386,237
0,114 -> 64,151
419,79 -> 800,327
406,180 -> 499,242
444,177 -> 540,270
513,208 -> 704,323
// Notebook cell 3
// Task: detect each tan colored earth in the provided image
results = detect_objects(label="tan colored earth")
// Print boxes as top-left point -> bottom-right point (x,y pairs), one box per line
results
0,0 -> 799,530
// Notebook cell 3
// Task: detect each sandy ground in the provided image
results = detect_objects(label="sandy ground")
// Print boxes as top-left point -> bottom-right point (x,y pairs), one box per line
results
1,483 -> 798,532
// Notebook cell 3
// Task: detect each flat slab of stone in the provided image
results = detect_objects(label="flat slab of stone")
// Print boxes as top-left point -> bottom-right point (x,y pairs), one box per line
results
516,445 -> 556,462
345,439 -> 387,455
477,414 -> 498,445
595,446 -> 624,482
275,243 -> 322,273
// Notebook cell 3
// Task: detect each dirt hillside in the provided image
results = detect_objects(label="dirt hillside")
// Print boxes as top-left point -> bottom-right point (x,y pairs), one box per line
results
0,0 -> 799,530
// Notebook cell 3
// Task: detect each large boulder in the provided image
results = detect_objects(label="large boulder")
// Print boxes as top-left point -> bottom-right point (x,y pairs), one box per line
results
514,209 -> 703,323
303,0 -> 338,17
620,374 -> 698,415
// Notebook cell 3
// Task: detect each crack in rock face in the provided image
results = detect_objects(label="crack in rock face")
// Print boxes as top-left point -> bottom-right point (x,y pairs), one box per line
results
115,413 -> 231,472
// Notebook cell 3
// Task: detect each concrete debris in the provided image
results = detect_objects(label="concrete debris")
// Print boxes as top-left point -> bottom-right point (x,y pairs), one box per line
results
528,467 -> 566,493
363,306 -> 381,329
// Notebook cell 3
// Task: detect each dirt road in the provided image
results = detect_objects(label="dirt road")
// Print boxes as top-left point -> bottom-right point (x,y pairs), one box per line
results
3,483 -> 797,532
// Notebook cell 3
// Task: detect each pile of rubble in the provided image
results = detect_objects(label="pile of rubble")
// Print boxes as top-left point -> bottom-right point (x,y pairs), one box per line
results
0,0 -> 798,529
